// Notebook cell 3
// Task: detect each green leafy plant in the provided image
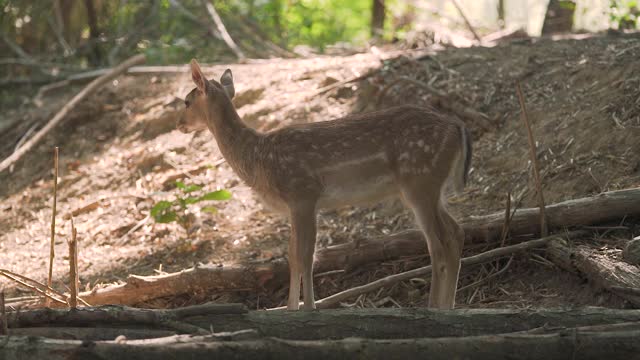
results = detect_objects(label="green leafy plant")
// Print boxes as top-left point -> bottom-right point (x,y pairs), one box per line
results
610,0 -> 639,29
151,181 -> 231,229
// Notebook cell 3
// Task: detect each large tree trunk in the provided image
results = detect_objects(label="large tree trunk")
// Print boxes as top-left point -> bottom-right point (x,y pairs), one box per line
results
83,0 -> 103,66
371,0 -> 385,38
541,0 -> 574,35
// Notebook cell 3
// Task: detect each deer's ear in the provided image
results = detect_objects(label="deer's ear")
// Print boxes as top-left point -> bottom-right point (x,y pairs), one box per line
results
220,69 -> 235,99
190,59 -> 207,93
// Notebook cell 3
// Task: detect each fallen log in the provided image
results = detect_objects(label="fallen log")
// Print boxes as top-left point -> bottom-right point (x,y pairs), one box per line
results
8,327 -> 176,340
6,302 -> 247,329
462,187 -> 640,243
547,237 -> 640,306
2,321 -> 640,360
7,305 -> 640,340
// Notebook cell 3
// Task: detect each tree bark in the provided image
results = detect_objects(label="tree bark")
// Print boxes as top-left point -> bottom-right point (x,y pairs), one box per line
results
6,305 -> 640,340
83,0 -> 103,66
371,0 -> 385,38
541,0 -> 574,35
1,321 -> 640,360
547,237 -> 640,306
462,187 -> 640,243
186,307 -> 640,340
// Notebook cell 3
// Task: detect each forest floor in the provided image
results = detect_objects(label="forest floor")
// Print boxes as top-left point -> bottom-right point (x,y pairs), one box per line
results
1,31 -> 639,310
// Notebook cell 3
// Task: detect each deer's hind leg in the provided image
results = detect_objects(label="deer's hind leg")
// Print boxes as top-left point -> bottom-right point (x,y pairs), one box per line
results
401,181 -> 464,309
288,201 -> 318,310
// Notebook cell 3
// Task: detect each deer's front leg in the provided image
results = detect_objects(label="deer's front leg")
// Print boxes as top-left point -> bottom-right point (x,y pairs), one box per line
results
288,202 -> 318,311
287,231 -> 301,310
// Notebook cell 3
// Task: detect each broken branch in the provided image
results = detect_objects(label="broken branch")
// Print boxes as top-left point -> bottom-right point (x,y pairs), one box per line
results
201,0 -> 246,60
516,81 -> 548,237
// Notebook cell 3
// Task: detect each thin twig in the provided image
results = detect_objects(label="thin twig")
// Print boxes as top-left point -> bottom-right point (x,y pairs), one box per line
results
516,82 -> 548,237
314,270 -> 345,278
1,33 -> 32,60
47,147 -> 59,307
117,215 -> 151,244
0,270 -> 67,305
68,217 -> 78,308
457,255 -> 514,293
450,0 -> 482,42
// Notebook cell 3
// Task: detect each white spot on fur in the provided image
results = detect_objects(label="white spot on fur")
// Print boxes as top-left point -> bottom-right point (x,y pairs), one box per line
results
424,145 -> 431,153
417,140 -> 424,147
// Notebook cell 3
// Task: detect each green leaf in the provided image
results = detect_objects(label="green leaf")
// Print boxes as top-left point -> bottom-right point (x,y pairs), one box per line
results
151,201 -> 178,223
176,180 -> 203,193
155,211 -> 177,223
201,206 -> 218,214
151,201 -> 173,217
184,196 -> 201,205
182,184 -> 203,193
199,190 -> 232,201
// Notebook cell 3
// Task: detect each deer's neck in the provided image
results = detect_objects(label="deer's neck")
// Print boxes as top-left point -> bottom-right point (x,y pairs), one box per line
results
205,100 -> 261,185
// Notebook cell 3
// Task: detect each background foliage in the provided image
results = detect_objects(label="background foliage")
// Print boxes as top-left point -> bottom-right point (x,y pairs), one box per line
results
0,0 -> 637,76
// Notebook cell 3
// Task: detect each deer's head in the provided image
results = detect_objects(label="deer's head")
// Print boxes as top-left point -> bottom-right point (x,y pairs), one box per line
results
177,59 -> 236,133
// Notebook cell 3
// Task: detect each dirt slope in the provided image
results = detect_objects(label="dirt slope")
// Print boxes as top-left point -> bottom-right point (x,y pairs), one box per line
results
1,32 -> 639,309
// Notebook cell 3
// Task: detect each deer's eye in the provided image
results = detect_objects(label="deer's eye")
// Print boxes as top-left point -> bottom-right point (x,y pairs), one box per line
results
185,100 -> 190,108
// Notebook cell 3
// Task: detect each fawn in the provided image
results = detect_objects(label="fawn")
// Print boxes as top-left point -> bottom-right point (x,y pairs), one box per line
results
178,59 -> 472,310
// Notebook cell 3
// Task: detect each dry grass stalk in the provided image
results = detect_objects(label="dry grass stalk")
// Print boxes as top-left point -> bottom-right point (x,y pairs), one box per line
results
68,217 -> 78,308
516,82 -> 548,237
47,146 -> 59,307
0,270 -> 67,305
